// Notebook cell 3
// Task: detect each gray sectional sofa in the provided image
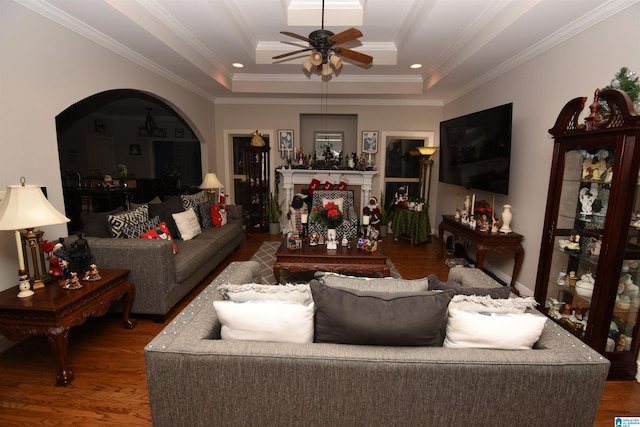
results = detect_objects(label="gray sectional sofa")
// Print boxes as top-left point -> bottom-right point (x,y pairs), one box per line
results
65,204 -> 244,321
145,261 -> 610,427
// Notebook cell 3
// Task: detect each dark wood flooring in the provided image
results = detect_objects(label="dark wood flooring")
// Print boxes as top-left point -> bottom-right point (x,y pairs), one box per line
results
0,233 -> 637,426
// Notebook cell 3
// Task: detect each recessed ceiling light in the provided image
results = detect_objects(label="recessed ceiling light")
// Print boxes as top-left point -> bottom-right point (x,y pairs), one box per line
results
232,63 -> 244,68
410,63 -> 422,69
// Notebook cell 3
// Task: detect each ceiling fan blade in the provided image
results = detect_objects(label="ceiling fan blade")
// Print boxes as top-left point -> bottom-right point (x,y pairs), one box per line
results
272,48 -> 312,60
328,28 -> 363,45
280,31 -> 313,43
335,47 -> 373,65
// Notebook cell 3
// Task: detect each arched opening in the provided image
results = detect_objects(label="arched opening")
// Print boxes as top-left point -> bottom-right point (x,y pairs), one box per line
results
56,89 -> 202,233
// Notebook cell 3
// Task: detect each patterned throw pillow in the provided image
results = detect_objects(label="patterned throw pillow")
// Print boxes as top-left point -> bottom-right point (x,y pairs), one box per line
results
119,216 -> 161,239
195,199 -> 216,229
107,205 -> 150,238
180,192 -> 207,211
141,221 -> 179,254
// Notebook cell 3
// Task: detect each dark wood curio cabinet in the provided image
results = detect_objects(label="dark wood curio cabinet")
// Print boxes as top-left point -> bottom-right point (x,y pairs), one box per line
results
534,89 -> 640,380
245,146 -> 270,231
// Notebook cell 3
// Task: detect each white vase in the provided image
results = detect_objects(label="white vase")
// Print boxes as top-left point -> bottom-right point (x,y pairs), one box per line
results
500,204 -> 512,233
327,228 -> 337,242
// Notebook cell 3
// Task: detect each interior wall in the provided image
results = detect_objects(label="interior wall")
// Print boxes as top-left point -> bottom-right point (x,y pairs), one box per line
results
436,3 -> 640,296
214,101 -> 443,202
0,1 -> 216,291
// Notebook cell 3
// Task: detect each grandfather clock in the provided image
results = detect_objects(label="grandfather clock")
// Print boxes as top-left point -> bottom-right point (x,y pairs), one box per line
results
245,146 -> 270,231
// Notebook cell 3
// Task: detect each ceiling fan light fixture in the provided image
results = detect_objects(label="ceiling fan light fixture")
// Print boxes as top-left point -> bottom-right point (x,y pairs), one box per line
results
302,58 -> 314,72
321,63 -> 332,76
329,54 -> 343,69
310,51 -> 323,66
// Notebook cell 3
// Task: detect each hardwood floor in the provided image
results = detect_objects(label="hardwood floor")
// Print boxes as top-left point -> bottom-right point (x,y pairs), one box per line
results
0,233 -> 637,426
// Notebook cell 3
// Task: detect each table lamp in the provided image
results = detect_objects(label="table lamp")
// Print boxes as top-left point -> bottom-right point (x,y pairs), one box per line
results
199,172 -> 224,202
0,177 -> 70,291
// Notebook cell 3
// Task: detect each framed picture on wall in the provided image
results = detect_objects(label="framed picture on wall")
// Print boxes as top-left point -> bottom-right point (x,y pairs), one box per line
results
362,131 -> 378,153
278,129 -> 294,151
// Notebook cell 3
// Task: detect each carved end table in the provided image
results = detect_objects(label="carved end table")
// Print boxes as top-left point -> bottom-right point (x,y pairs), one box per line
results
0,269 -> 136,386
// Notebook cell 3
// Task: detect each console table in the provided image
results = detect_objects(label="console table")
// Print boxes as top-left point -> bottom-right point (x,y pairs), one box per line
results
0,269 -> 136,386
437,215 -> 524,295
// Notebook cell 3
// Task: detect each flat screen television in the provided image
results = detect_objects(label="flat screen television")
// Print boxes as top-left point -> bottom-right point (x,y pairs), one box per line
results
439,103 -> 513,195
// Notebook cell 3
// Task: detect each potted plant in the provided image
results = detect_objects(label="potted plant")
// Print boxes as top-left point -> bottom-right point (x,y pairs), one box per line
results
267,192 -> 282,234
379,192 -> 392,238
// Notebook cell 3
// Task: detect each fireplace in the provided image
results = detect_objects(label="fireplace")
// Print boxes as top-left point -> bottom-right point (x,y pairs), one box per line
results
277,168 -> 378,218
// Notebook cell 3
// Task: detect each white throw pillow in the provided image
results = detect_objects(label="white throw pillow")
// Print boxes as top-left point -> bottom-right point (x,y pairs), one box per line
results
321,197 -> 344,213
217,283 -> 313,305
444,308 -> 547,350
213,300 -> 315,343
172,208 -> 202,240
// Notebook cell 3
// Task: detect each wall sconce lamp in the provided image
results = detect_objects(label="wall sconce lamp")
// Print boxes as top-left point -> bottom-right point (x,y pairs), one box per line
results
0,178 -> 70,294
199,172 -> 224,203
251,130 -> 266,147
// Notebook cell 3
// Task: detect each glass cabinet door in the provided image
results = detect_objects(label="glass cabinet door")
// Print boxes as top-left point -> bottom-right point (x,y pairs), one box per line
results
544,148 -> 615,339
606,172 -> 640,353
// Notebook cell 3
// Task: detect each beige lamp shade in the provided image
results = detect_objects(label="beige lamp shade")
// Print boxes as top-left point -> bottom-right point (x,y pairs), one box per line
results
0,183 -> 70,230
302,58 -> 313,72
321,63 -> 332,76
329,54 -> 343,69
199,172 -> 223,191
310,51 -> 323,66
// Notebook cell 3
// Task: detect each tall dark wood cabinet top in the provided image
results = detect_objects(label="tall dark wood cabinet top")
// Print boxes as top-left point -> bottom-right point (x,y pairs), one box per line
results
534,89 -> 640,380
245,146 -> 270,232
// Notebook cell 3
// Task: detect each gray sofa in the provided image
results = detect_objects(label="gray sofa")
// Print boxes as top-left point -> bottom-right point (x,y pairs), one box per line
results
65,205 -> 244,321
145,261 -> 610,427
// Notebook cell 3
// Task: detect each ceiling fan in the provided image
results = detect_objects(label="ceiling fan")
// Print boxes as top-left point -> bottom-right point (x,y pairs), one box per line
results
272,0 -> 373,75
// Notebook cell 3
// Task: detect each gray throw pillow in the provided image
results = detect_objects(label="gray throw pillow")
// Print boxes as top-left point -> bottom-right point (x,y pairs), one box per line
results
318,274 -> 430,292
310,279 -> 454,346
427,275 -> 511,299
81,206 -> 124,237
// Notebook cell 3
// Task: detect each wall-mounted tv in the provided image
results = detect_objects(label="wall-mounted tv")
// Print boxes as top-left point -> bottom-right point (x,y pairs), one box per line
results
439,103 -> 513,195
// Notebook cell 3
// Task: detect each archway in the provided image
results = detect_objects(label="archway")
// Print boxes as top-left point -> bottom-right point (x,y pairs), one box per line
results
56,89 -> 202,232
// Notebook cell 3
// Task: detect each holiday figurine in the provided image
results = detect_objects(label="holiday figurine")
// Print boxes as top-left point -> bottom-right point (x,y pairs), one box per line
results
394,186 -> 408,209
363,196 -> 382,239
84,263 -> 102,281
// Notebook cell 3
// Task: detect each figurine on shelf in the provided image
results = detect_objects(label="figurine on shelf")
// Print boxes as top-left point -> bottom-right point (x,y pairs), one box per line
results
70,233 -> 93,275
17,274 -> 33,298
309,232 -> 319,246
84,264 -> 102,281
64,272 -> 83,290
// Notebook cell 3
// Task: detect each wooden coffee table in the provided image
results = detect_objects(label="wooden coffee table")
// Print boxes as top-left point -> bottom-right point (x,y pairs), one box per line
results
0,269 -> 136,386
273,239 -> 391,282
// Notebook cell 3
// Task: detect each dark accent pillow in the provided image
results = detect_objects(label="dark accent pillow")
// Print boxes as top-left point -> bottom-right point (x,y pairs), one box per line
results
195,199 -> 216,229
148,197 -> 183,239
81,206 -> 124,237
427,274 -> 511,299
310,279 -> 454,346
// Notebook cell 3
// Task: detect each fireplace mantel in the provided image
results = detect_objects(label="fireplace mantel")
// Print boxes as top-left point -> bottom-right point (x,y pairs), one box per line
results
277,168 -> 378,217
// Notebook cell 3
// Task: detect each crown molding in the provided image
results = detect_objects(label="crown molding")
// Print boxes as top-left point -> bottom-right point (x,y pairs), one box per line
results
214,97 -> 443,107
